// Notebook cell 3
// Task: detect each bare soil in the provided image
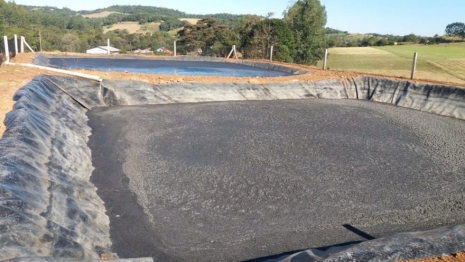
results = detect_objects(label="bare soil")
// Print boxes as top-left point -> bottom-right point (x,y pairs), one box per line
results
400,253 -> 465,262
1,52 -> 465,261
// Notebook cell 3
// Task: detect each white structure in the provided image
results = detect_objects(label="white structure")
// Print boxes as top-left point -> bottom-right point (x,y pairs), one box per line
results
86,46 -> 120,54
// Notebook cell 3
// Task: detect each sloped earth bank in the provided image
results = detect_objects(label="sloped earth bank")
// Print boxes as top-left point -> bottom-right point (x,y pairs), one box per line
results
1,75 -> 465,261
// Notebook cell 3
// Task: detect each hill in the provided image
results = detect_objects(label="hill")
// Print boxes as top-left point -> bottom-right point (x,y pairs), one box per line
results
32,5 -> 250,30
0,1 -> 258,54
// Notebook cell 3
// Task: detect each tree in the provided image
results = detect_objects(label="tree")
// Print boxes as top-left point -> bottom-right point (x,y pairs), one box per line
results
445,22 -> 465,39
236,15 -> 262,51
360,36 -> 377,46
0,16 -> 4,37
61,33 -> 82,52
177,18 -> 238,57
0,0 -> 4,36
242,19 -> 295,63
159,17 -> 185,31
375,38 -> 388,46
402,33 -> 420,43
284,0 -> 327,65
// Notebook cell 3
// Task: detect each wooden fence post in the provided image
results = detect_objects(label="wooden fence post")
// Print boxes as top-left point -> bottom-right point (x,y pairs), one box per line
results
14,34 -> 18,55
3,36 -> 10,62
411,52 -> 418,79
323,49 -> 328,70
270,45 -> 274,62
174,41 -> 177,57
39,31 -> 42,52
20,36 -> 24,53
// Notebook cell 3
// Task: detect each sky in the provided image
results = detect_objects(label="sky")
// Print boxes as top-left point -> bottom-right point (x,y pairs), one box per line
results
11,0 -> 465,37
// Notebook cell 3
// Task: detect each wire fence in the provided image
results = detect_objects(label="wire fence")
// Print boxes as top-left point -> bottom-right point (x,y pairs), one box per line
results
4,34 -> 464,86
318,46 -> 465,85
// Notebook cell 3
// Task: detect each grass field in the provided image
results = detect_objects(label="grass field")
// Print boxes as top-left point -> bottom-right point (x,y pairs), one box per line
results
104,22 -> 140,33
82,11 -> 120,18
320,43 -> 465,84
104,22 -> 161,34
180,18 -> 201,25
138,22 -> 161,33
100,17 -> 196,35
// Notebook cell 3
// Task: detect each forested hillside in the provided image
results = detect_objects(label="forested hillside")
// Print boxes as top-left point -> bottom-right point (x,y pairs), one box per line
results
0,1 -> 249,54
0,0 -> 330,64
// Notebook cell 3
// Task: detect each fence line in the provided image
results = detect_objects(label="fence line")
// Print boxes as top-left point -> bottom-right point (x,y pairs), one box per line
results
411,52 -> 418,79
324,49 -> 420,80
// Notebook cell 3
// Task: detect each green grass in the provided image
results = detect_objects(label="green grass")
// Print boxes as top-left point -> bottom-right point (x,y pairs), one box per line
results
377,43 -> 465,60
320,43 -> 465,84
137,22 -> 160,33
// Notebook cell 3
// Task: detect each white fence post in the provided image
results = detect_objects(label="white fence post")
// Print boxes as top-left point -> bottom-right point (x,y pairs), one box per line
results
411,52 -> 418,79
20,36 -> 24,53
270,45 -> 274,62
3,36 -> 10,62
233,45 -> 237,59
323,49 -> 328,70
174,41 -> 177,57
107,39 -> 110,55
23,39 -> 35,53
14,34 -> 18,55
227,45 -> 234,59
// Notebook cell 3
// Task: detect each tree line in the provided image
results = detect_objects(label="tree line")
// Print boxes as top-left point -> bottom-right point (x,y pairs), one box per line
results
326,22 -> 465,48
0,0 -> 330,65
0,1 -> 248,54
177,0 -> 328,65
326,32 -> 462,48
0,3 -> 172,52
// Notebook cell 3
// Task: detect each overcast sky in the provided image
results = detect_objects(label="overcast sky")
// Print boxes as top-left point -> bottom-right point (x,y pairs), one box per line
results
12,0 -> 465,37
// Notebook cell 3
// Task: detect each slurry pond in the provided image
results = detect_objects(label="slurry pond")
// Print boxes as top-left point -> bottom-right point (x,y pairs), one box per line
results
88,99 -> 465,261
47,57 -> 293,77
3,74 -> 465,261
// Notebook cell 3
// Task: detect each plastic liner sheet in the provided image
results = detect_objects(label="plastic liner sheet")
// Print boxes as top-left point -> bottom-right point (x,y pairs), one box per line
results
0,76 -> 111,260
33,54 -> 308,76
47,75 -> 465,120
1,74 -> 465,261
267,224 -> 465,261
7,258 -> 153,262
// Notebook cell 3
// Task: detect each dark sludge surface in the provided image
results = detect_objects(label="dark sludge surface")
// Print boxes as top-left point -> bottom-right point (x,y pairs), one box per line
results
87,99 -> 465,262
46,58 -> 292,77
